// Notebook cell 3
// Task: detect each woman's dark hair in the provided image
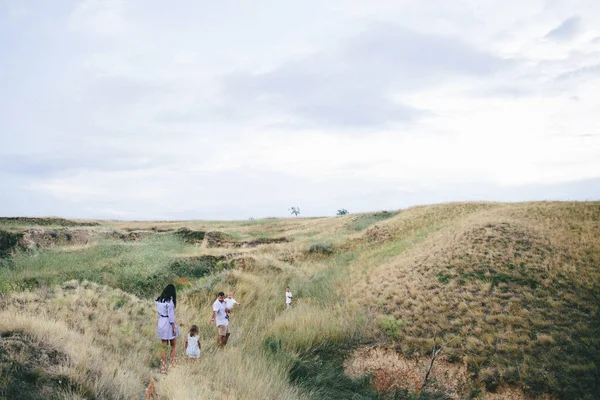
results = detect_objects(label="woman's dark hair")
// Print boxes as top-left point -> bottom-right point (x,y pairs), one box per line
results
156,284 -> 177,308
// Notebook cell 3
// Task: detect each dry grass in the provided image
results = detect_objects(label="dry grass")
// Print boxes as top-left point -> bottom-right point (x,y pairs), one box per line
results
106,214 -> 352,243
157,254 -> 363,399
0,281 -> 155,399
157,347 -> 302,400
348,202 -> 600,398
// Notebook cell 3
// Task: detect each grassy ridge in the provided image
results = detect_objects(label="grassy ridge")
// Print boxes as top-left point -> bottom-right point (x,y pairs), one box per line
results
0,217 -> 100,228
351,202 -> 600,399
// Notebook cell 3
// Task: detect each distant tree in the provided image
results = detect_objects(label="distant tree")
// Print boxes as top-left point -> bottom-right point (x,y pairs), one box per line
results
336,209 -> 349,216
289,207 -> 300,217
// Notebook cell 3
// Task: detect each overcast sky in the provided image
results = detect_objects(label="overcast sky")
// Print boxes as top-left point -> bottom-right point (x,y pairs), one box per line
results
1,0 -> 599,220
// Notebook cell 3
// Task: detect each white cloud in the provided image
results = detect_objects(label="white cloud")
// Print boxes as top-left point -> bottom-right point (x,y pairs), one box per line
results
1,0 -> 599,219
545,16 -> 582,41
68,0 -> 127,37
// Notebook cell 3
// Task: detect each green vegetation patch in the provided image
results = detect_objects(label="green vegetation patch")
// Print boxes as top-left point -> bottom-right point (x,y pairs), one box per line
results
0,217 -> 99,227
174,228 -> 206,243
435,271 -> 453,285
459,268 -> 539,289
2,235 -> 187,297
204,231 -> 236,247
349,211 -> 397,231
289,346 -> 382,399
379,315 -> 406,340
1,233 -> 240,298
169,255 -> 230,278
308,243 -> 335,256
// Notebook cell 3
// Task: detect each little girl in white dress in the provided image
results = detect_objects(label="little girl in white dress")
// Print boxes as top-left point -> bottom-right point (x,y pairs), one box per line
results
185,325 -> 201,359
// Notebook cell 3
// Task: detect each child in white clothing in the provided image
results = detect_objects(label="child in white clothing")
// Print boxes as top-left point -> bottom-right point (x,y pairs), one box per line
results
225,292 -> 240,311
286,286 -> 293,308
185,325 -> 201,359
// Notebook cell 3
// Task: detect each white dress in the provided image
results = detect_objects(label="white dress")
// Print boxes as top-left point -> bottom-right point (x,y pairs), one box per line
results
156,300 -> 179,340
186,334 -> 200,358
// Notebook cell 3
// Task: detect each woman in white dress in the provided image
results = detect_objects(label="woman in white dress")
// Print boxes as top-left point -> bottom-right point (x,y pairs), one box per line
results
156,284 -> 180,373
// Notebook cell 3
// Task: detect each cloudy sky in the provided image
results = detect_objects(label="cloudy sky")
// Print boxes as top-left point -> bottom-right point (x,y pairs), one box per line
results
1,0 -> 599,220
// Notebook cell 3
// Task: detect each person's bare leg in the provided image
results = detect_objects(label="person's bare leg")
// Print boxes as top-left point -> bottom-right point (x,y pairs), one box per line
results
160,340 -> 168,373
169,338 -> 177,368
224,333 -> 230,345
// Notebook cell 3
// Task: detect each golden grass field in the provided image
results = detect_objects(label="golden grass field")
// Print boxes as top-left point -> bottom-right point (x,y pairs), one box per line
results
0,202 -> 598,399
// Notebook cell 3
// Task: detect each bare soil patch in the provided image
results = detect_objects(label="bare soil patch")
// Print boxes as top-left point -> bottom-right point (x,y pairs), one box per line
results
20,228 -> 93,249
344,346 -> 536,399
1,228 -> 95,256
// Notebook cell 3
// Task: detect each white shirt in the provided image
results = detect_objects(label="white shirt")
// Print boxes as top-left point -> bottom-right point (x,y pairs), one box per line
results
212,299 -> 229,326
225,298 -> 238,310
286,291 -> 293,304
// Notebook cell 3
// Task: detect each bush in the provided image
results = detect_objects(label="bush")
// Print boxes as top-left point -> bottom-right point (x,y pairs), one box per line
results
308,243 -> 334,255
174,228 -> 206,243
169,256 -> 226,277
0,230 -> 23,258
379,315 -> 405,340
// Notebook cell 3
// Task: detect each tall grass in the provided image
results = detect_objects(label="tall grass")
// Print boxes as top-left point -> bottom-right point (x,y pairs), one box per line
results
0,281 -> 155,399
1,235 -> 188,296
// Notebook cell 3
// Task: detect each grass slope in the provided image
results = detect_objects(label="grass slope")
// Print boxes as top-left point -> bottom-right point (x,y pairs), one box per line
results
350,202 -> 600,399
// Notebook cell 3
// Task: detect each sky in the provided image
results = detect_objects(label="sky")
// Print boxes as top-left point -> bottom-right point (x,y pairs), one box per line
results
1,0 -> 599,220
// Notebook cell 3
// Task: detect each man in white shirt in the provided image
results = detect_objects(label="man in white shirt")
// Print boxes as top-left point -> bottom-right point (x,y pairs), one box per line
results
286,286 -> 293,308
210,291 -> 230,347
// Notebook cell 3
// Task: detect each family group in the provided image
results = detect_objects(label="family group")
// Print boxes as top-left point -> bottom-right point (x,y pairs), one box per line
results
155,284 -> 293,374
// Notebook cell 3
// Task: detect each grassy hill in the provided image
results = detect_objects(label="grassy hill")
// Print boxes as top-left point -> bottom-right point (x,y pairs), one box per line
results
0,202 -> 598,399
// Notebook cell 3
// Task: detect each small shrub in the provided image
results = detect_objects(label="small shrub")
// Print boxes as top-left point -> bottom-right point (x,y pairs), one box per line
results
111,297 -> 126,309
436,272 -> 453,284
537,334 -> 555,345
308,243 -> 334,255
479,367 -> 501,392
379,315 -> 405,340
